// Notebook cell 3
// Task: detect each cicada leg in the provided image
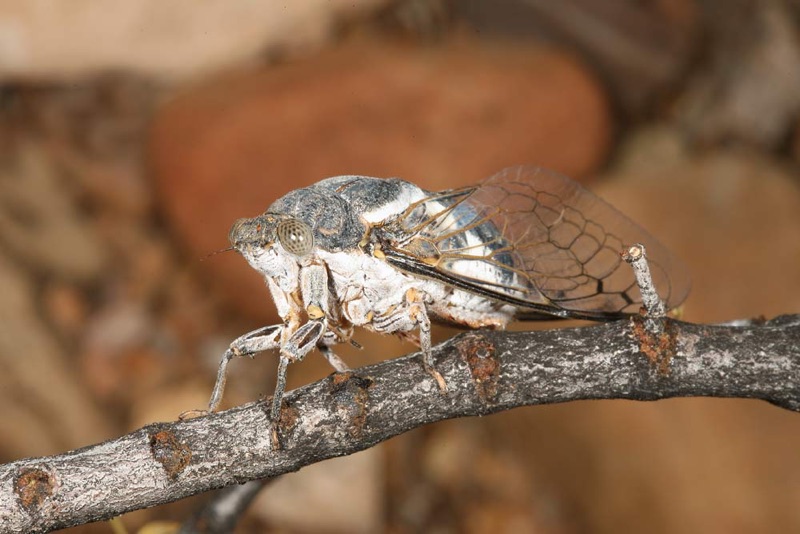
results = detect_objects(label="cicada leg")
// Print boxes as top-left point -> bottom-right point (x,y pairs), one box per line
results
272,319 -> 327,420
180,324 -> 284,419
408,291 -> 449,394
319,344 -> 350,373
374,288 -> 448,393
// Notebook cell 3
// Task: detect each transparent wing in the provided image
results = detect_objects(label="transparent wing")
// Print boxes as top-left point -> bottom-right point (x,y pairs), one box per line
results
378,166 -> 690,319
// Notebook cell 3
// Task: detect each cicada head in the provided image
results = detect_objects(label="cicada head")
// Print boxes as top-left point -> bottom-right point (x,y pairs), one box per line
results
230,210 -> 318,256
228,182 -> 366,278
228,216 -> 274,250
266,186 -> 365,254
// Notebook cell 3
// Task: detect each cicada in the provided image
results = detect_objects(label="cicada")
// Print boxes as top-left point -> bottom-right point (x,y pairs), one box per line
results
207,166 -> 690,420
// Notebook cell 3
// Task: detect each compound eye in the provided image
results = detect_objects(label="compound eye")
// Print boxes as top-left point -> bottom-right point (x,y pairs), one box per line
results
276,218 -> 314,257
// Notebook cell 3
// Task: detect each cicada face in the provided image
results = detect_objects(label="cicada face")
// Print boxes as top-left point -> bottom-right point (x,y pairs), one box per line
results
228,214 -> 303,288
229,213 -> 316,260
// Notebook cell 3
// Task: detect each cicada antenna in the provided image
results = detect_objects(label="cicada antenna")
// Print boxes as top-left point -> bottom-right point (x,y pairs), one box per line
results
200,246 -> 234,262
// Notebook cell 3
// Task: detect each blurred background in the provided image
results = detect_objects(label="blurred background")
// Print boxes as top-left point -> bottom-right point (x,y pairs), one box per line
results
1,1 -> 800,532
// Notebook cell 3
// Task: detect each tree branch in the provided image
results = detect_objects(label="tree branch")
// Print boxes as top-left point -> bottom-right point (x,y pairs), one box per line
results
2,313 -> 800,533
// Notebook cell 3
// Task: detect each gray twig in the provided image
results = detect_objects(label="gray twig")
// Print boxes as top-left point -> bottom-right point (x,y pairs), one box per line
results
622,243 -> 667,318
1,315 -> 800,533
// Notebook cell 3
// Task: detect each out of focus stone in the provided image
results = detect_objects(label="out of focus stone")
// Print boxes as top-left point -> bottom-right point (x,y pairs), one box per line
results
0,0 -> 387,80
0,252 -> 112,458
0,142 -> 107,281
454,0 -> 700,117
150,38 -> 613,322
674,0 -> 800,148
1,77 -> 157,222
251,447 -> 383,533
128,382 -> 212,429
42,281 -> 89,339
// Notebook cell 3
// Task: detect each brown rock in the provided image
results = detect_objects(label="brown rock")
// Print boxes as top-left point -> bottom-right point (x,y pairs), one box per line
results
0,0 -> 387,79
150,38 -> 613,322
42,281 -> 88,339
0,251 -> 113,457
251,448 -> 384,532
674,0 -> 800,148
453,0 -> 700,116
0,142 -> 107,281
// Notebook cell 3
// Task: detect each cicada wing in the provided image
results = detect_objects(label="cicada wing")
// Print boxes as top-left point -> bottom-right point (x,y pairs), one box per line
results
380,166 -> 690,318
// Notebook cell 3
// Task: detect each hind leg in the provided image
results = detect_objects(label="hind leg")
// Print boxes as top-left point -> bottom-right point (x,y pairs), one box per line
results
374,288 -> 448,392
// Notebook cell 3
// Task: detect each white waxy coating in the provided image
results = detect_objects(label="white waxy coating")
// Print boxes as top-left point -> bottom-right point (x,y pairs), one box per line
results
358,183 -> 426,224
319,249 -> 516,333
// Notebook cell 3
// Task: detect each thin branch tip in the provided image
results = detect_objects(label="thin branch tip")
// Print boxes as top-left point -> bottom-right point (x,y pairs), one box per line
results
622,243 -> 667,321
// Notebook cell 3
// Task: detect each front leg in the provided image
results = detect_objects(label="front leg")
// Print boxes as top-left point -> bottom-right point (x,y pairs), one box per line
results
195,262 -> 336,423
209,325 -> 284,413
272,319 -> 327,420
269,262 -> 332,420
180,324 -> 284,419
199,318 -> 325,421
